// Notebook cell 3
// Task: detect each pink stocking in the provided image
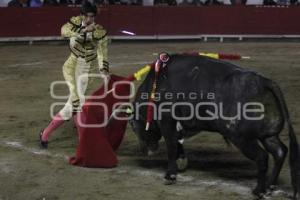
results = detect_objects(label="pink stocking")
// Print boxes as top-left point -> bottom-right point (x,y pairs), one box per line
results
41,113 -> 65,142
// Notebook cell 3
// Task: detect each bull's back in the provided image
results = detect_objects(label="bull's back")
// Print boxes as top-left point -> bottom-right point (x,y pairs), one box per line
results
166,55 -> 252,98
165,55 -> 283,137
134,55 -> 283,138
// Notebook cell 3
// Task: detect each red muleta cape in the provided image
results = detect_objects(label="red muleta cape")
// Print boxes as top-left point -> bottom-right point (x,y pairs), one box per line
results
69,74 -> 130,168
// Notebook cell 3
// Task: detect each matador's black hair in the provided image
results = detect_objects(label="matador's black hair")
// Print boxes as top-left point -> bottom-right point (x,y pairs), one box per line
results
81,1 -> 97,16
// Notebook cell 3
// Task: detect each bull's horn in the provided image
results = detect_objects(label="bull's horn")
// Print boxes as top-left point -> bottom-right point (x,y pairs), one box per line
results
108,103 -> 133,123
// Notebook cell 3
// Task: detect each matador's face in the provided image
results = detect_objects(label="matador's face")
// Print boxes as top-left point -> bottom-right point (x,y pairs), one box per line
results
82,13 -> 95,26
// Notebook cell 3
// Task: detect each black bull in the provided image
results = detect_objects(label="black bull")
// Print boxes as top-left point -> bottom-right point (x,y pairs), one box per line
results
129,54 -> 300,198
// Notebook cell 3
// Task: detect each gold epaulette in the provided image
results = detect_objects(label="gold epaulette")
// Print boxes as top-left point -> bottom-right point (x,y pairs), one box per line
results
67,16 -> 83,33
92,25 -> 107,41
69,16 -> 82,27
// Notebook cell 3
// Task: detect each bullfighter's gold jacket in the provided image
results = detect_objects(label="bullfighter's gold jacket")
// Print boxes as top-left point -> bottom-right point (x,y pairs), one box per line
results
58,16 -> 109,120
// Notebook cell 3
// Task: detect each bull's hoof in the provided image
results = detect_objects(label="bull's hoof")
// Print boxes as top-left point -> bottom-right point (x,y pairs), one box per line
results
176,157 -> 188,172
164,174 -> 177,185
147,150 -> 156,156
252,187 -> 267,199
267,185 -> 277,191
253,194 -> 269,200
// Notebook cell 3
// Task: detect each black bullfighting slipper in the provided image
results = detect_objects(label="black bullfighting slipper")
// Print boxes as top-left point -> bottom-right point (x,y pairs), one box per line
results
39,130 -> 48,149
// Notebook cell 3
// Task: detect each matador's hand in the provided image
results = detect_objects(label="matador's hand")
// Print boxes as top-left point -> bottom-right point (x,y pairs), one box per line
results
100,62 -> 110,80
86,23 -> 96,32
80,23 -> 95,34
100,69 -> 110,82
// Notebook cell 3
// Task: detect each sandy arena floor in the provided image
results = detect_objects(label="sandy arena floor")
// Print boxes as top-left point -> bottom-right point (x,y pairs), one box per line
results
0,41 -> 300,200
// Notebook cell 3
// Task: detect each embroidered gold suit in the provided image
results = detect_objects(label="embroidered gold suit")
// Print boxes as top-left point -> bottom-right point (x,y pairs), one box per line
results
59,15 -> 109,120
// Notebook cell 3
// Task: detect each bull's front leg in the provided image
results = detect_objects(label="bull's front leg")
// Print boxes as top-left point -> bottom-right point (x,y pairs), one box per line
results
176,123 -> 188,171
176,141 -> 188,172
160,120 -> 178,185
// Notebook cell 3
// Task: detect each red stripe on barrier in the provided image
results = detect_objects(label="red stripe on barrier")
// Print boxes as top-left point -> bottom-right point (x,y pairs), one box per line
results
1,6 -> 300,37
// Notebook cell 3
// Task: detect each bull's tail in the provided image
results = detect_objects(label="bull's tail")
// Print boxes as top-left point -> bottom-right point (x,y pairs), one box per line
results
266,79 -> 300,199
